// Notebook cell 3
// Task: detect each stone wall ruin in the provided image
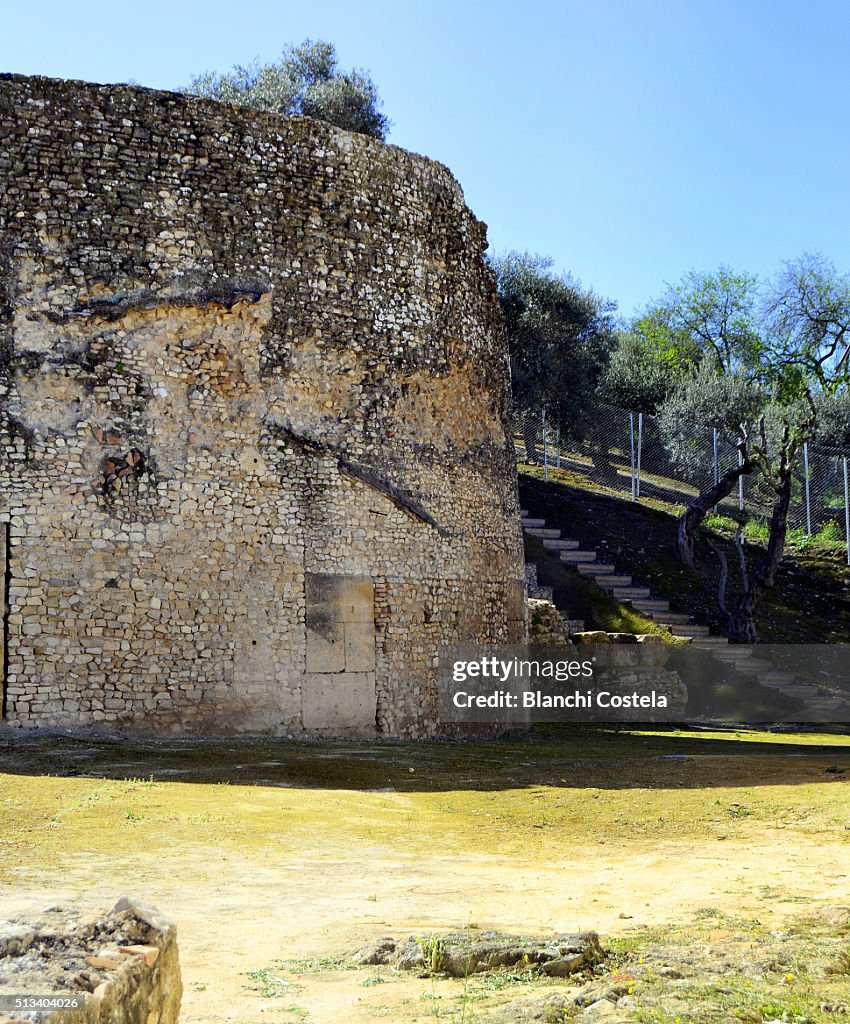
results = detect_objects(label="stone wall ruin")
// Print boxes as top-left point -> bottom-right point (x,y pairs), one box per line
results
0,74 -> 526,737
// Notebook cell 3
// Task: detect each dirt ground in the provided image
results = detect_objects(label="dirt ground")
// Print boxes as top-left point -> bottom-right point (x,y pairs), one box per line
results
1,728 -> 849,1022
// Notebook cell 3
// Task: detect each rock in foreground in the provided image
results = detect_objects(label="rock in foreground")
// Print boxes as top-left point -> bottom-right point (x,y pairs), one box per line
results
354,930 -> 603,977
0,897 -> 181,1023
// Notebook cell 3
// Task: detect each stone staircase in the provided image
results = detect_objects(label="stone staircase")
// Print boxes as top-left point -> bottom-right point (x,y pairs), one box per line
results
707,646 -> 847,716
521,509 -> 850,718
522,511 -> 712,644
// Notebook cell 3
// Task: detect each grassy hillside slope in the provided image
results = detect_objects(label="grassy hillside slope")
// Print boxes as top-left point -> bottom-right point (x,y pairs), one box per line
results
520,467 -> 850,642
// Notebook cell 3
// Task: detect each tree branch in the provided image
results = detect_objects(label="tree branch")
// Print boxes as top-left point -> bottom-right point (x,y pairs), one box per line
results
734,526 -> 749,593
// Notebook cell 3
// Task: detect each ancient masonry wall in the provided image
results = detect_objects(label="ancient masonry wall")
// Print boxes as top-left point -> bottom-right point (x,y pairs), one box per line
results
0,74 -> 526,737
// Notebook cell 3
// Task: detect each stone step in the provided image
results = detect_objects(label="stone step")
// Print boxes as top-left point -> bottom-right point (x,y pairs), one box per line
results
597,575 -> 634,589
577,563 -> 616,576
730,659 -> 774,676
653,612 -> 692,626
669,623 -> 710,637
612,586 -> 651,600
802,698 -> 848,712
776,693 -> 844,711
521,513 -> 725,654
631,598 -> 671,613
560,550 -> 598,563
710,649 -> 750,662
521,509 -> 529,517
776,686 -> 821,699
758,671 -> 799,686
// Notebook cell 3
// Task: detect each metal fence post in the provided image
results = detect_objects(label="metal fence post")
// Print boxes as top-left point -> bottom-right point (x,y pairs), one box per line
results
712,428 -> 719,513
542,408 -> 548,482
738,449 -> 744,511
636,412 -> 643,498
556,425 -> 561,470
844,457 -> 850,567
629,413 -> 636,501
803,442 -> 812,535
713,428 -> 719,488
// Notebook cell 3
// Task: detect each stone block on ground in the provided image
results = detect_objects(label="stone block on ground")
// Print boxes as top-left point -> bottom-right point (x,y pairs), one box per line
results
0,897 -> 181,1023
352,930 -> 603,978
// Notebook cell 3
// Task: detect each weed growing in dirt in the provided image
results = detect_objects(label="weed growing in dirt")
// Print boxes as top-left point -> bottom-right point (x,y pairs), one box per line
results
418,934 -> 448,975
274,955 -> 354,974
243,966 -> 295,998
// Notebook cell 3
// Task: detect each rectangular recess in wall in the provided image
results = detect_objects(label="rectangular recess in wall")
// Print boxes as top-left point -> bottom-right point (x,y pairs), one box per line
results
303,573 -> 376,730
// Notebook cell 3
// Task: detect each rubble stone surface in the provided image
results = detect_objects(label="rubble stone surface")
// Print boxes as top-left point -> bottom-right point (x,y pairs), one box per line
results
0,74 -> 526,737
0,897 -> 181,1023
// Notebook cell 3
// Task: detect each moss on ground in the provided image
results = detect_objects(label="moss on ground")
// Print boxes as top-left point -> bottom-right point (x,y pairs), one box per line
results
1,729 -> 848,876
2,731 -> 849,1021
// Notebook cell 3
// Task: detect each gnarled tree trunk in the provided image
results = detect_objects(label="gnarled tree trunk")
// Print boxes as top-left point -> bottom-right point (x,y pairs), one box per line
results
726,468 -> 793,642
677,456 -> 755,569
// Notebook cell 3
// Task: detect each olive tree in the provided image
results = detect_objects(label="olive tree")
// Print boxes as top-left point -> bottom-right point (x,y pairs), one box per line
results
490,252 -> 617,461
182,39 -> 390,139
644,256 -> 850,641
598,328 -> 670,414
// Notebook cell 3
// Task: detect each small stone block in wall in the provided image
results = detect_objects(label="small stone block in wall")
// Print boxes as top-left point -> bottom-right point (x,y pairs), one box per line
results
302,672 -> 377,730
344,621 -> 376,672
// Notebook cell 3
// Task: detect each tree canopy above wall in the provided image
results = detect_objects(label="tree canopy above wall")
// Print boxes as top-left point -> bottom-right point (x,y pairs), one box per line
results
181,39 -> 390,140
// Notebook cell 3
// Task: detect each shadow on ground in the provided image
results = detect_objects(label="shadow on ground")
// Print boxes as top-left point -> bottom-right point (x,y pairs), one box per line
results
0,725 -> 848,792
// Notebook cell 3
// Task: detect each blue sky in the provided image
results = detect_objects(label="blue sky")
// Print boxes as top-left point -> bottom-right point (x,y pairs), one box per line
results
4,0 -> 850,318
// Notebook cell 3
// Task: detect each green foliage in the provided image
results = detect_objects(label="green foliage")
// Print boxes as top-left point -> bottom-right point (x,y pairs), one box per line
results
755,1003 -> 814,1024
490,251 -> 617,435
702,514 -> 775,544
243,966 -> 293,997
656,359 -> 765,482
417,934 -> 448,974
634,256 -> 850,429
182,39 -> 389,139
762,253 -> 850,391
634,266 -> 763,376
599,329 -> 670,413
814,388 -> 850,446
660,358 -> 765,433
743,518 -> 770,542
277,955 -> 352,974
703,514 -> 741,533
815,519 -> 844,544
785,527 -> 814,550
782,520 -> 846,550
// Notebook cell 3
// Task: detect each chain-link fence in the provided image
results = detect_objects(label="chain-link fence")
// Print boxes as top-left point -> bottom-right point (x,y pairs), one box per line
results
515,405 -> 850,563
